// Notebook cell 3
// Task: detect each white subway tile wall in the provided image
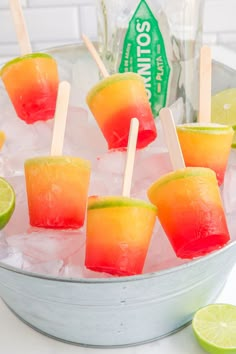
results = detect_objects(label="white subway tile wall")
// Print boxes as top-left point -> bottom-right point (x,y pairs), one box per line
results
1,0 -> 236,62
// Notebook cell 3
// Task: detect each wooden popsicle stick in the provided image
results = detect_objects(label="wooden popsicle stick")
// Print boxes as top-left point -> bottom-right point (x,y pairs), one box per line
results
198,45 -> 212,123
9,0 -> 32,55
82,34 -> 110,78
51,81 -> 71,156
122,118 -> 140,197
160,108 -> 186,170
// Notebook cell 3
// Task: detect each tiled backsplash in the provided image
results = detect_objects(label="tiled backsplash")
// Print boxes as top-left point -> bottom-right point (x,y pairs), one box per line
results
1,0 -> 236,62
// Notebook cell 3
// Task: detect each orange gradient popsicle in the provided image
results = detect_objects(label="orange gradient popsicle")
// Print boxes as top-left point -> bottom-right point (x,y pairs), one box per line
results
148,167 -> 230,259
85,196 -> 157,276
176,123 -> 234,185
87,73 -> 157,149
1,53 -> 59,124
25,156 -> 91,229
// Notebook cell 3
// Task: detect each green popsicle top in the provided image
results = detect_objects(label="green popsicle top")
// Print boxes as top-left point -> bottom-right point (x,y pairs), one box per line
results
24,156 -> 91,170
148,167 -> 216,192
88,195 -> 157,212
177,123 -> 234,135
0,53 -> 55,76
86,72 -> 144,104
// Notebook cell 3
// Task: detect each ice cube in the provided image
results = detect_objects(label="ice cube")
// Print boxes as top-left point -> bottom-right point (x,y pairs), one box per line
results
3,176 -> 29,235
7,228 -> 85,263
143,222 -> 187,274
222,150 -> 236,214
90,149 -> 126,196
24,258 -> 64,276
132,150 -> 172,200
0,250 -> 24,268
62,265 -> 113,279
0,232 -> 10,260
63,106 -> 107,162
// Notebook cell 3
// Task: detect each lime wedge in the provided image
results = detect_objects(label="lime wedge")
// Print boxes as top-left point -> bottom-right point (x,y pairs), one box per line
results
0,131 -> 5,150
211,88 -> 236,148
192,303 -> 236,354
0,177 -> 15,229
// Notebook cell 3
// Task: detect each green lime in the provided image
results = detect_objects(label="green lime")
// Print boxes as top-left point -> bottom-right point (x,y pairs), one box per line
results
192,303 -> 236,354
211,88 -> 236,148
0,177 -> 15,229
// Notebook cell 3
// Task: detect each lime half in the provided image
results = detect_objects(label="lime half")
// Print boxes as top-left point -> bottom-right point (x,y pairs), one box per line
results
211,88 -> 236,148
192,303 -> 236,354
0,177 -> 15,229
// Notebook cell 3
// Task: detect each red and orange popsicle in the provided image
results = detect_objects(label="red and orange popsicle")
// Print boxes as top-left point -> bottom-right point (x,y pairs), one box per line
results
176,123 -> 233,185
25,155 -> 91,229
148,166 -> 230,259
86,73 -> 157,149
176,47 -> 233,186
148,108 -> 230,259
1,53 -> 59,124
0,0 -> 59,124
85,118 -> 157,276
24,81 -> 91,229
86,195 -> 156,275
83,35 -> 157,150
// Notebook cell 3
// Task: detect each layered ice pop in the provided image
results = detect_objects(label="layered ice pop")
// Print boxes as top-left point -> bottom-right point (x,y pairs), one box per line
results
1,53 -> 59,124
85,195 -> 157,276
24,81 -> 91,229
86,72 -> 157,150
148,108 -> 230,259
148,167 -> 230,259
176,46 -> 233,186
25,156 -> 91,229
176,123 -> 234,185
85,118 -> 157,276
1,0 -> 59,124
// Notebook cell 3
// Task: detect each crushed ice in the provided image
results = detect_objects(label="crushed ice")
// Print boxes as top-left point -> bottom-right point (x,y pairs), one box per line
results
0,49 -> 235,279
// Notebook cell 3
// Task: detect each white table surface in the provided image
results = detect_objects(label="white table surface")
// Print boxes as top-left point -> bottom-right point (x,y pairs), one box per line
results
0,264 -> 235,354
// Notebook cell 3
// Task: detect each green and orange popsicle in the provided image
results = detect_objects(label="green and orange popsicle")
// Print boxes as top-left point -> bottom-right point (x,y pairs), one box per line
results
148,108 -> 230,259
83,35 -> 157,150
86,195 -> 156,275
176,46 -> 233,185
86,73 -> 157,149
1,53 -> 59,124
176,123 -> 233,185
24,82 -> 91,229
85,118 -> 157,276
0,0 -> 59,124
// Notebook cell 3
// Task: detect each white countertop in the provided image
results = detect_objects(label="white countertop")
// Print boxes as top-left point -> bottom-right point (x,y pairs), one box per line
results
0,264 -> 235,354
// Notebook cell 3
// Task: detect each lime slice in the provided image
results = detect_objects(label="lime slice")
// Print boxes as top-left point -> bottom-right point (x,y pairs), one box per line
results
0,131 -> 5,150
192,303 -> 236,354
0,177 -> 15,229
211,88 -> 236,148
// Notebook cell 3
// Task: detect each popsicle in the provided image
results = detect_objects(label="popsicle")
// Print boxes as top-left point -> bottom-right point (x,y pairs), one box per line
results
85,118 -> 157,276
83,35 -> 157,150
0,0 -> 59,124
148,108 -> 230,259
24,82 -> 91,229
176,123 -> 233,185
176,46 -> 233,185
